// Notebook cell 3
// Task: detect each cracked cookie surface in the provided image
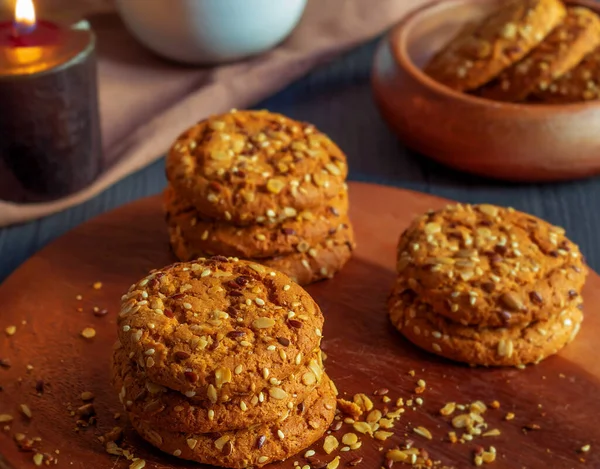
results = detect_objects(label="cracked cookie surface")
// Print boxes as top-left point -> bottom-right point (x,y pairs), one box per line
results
169,218 -> 356,286
480,7 -> 600,102
166,109 -> 348,225
534,45 -> 600,103
164,184 -> 349,259
112,345 -> 325,433
424,0 -> 566,91
395,203 -> 587,327
116,257 -> 324,398
129,376 -> 337,469
389,284 -> 583,366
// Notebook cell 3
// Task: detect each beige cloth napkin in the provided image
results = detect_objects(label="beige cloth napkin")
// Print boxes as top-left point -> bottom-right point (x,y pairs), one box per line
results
0,0 -> 427,227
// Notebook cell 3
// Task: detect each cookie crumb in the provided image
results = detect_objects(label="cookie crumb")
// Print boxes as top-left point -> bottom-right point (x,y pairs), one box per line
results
81,327 -> 96,339
19,404 -> 32,419
32,453 -> 44,466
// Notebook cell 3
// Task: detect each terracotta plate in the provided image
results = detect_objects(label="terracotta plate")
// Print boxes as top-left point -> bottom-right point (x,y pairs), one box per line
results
0,182 -> 599,469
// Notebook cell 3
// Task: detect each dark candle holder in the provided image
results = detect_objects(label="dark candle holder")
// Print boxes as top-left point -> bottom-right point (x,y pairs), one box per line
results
0,20 -> 102,203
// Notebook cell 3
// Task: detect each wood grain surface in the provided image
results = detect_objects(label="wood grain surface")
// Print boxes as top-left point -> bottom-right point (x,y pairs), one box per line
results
0,182 -> 598,469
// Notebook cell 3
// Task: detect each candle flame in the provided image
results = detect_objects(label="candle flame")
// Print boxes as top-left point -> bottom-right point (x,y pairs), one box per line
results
14,0 -> 36,29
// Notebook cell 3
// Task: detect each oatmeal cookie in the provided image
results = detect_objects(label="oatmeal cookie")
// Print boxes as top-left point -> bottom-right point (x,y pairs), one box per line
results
112,345 -> 325,433
164,184 -> 349,259
129,377 -> 337,469
169,219 -> 356,286
424,0 -> 566,91
395,203 -> 586,327
116,257 -> 324,399
480,7 -> 600,102
166,110 -> 348,225
389,289 -> 583,367
260,226 -> 355,285
534,45 -> 600,103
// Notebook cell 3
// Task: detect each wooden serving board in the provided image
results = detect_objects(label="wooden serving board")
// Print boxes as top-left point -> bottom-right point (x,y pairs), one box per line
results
0,182 -> 599,469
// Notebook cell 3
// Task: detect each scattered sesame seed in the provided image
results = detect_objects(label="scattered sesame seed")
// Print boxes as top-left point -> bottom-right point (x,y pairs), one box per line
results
81,327 -> 96,339
92,282 -> 102,290
5,326 -> 16,336
129,459 -> 146,469
413,426 -> 433,440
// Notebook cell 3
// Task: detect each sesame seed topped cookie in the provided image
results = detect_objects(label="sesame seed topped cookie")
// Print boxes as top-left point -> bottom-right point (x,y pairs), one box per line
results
116,257 -> 324,399
395,203 -> 587,328
112,345 -> 325,433
164,184 -> 349,260
480,7 -> 600,102
129,376 -> 337,469
534,46 -> 600,103
169,216 -> 355,286
166,109 -> 348,225
389,286 -> 583,367
259,224 -> 355,286
424,0 -> 566,92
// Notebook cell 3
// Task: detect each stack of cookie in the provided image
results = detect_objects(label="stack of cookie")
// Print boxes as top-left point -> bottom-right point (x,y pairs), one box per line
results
388,203 -> 587,367
425,0 -> 600,104
164,109 -> 355,285
113,256 -> 337,468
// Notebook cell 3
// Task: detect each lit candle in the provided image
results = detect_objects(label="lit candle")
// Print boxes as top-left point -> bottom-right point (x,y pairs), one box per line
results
0,0 -> 101,202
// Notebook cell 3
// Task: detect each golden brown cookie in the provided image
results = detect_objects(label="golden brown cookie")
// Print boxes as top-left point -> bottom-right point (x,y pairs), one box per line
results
395,203 -> 587,327
389,288 -> 583,367
534,46 -> 600,103
166,110 -> 348,225
113,345 -> 325,433
480,7 -> 600,102
261,226 -> 355,285
128,377 -> 337,469
164,184 -> 349,259
169,221 -> 356,286
116,257 -> 324,399
424,0 -> 566,91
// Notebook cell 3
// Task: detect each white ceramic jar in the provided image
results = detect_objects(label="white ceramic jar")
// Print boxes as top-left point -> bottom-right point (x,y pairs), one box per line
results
115,0 -> 308,64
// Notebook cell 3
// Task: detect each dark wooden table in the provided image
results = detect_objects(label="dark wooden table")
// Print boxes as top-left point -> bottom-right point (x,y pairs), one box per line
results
1,38 -> 599,281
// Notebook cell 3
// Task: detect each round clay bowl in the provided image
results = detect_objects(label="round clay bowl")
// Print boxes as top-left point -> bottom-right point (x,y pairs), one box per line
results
372,0 -> 600,182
